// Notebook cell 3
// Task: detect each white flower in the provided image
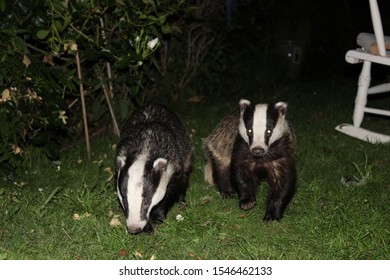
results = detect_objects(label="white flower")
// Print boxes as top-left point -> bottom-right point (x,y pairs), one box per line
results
147,37 -> 159,50
58,110 -> 68,125
176,214 -> 184,222
64,42 -> 78,52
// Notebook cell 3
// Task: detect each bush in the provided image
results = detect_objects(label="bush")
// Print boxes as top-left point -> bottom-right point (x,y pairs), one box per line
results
0,0 -> 227,172
0,0 -> 176,169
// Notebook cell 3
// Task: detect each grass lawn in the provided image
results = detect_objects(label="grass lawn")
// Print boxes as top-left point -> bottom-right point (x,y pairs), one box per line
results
1,74 -> 389,260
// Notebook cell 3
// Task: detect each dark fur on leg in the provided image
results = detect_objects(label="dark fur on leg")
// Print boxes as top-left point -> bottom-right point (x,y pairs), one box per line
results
232,164 -> 258,210
211,157 -> 235,198
231,138 -> 261,210
263,161 -> 296,223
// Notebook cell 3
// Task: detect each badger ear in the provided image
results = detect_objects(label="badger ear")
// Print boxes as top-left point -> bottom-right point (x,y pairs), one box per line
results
239,99 -> 251,112
116,155 -> 126,169
275,102 -> 287,116
153,158 -> 168,172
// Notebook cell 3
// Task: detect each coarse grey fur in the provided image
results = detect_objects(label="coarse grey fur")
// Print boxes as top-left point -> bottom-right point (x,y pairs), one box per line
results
203,109 -> 240,197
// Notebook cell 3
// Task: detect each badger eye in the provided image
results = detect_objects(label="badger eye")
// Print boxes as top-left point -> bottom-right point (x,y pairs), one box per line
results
247,128 -> 253,136
266,129 -> 272,135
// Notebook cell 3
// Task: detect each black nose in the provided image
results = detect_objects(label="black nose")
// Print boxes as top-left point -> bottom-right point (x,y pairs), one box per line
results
127,226 -> 142,234
251,147 -> 265,158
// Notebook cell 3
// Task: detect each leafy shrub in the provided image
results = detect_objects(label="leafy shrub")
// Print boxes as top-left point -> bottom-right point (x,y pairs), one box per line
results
0,0 -> 226,172
0,36 -> 72,168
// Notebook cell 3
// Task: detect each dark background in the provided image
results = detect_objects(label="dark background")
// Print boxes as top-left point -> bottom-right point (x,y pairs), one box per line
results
223,0 -> 390,82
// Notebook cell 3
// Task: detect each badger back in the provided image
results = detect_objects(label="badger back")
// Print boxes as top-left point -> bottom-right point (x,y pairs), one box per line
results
238,99 -> 292,158
120,104 -> 192,171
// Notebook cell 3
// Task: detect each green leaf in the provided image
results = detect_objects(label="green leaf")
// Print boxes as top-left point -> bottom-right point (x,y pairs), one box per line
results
114,56 -> 131,69
63,16 -> 72,30
53,20 -> 63,32
119,101 -> 130,120
91,100 -> 106,122
12,36 -> 27,52
0,0 -> 6,12
158,15 -> 166,24
36,30 -> 50,40
161,24 -> 171,34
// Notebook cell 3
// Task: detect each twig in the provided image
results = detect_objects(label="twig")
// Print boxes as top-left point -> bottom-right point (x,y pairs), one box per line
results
99,18 -> 114,98
99,17 -> 119,137
75,50 -> 91,159
100,75 -> 120,137
40,186 -> 62,212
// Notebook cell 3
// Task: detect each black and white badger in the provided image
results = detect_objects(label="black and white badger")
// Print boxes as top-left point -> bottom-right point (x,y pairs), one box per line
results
203,99 -> 296,222
115,104 -> 193,234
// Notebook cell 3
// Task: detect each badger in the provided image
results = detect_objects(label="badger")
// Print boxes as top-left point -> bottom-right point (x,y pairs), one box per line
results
203,99 -> 296,222
115,104 -> 193,234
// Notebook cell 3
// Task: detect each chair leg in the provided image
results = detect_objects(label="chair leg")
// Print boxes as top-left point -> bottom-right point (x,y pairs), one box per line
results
353,61 -> 371,127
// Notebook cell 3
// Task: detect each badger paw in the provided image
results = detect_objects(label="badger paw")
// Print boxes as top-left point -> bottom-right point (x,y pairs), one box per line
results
220,190 -> 236,199
150,207 -> 166,224
262,214 -> 281,224
239,198 -> 256,210
142,222 -> 154,234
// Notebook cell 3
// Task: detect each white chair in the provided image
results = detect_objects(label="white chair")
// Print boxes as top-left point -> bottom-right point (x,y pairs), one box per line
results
335,0 -> 390,143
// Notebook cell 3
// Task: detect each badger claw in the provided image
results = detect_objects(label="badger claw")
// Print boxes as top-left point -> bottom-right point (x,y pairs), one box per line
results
220,190 -> 236,199
239,198 -> 256,210
263,215 -> 281,224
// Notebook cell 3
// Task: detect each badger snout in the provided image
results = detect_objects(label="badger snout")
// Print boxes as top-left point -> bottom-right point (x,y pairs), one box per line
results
127,224 -> 143,234
126,216 -> 148,234
251,147 -> 266,158
127,221 -> 154,234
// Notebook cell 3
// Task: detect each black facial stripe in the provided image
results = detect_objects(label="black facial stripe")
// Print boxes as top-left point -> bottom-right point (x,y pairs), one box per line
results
265,104 -> 279,145
243,104 -> 255,145
140,159 -> 162,220
140,197 -> 151,220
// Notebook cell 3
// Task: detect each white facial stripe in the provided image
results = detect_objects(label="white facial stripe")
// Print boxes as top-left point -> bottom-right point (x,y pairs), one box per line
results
117,180 -> 124,208
124,155 -> 174,232
116,153 -> 127,210
251,104 -> 268,150
239,99 -> 250,143
147,163 -> 173,217
269,114 -> 287,144
126,155 -> 147,230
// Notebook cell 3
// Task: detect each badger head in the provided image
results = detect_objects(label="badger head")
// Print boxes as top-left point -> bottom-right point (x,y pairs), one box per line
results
116,154 -> 173,234
238,99 -> 289,158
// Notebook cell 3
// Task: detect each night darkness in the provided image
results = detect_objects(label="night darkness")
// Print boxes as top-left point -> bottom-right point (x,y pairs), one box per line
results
223,0 -> 390,81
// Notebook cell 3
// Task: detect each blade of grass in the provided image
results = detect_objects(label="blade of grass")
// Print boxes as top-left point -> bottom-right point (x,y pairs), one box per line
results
40,186 -> 62,212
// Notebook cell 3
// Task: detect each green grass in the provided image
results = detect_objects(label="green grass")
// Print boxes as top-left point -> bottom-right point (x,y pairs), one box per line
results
1,78 -> 389,260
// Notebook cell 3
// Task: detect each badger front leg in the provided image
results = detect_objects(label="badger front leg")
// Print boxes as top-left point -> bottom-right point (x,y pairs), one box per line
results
232,165 -> 260,210
208,157 -> 235,198
263,164 -> 296,223
150,204 -> 167,224
150,174 -> 188,225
